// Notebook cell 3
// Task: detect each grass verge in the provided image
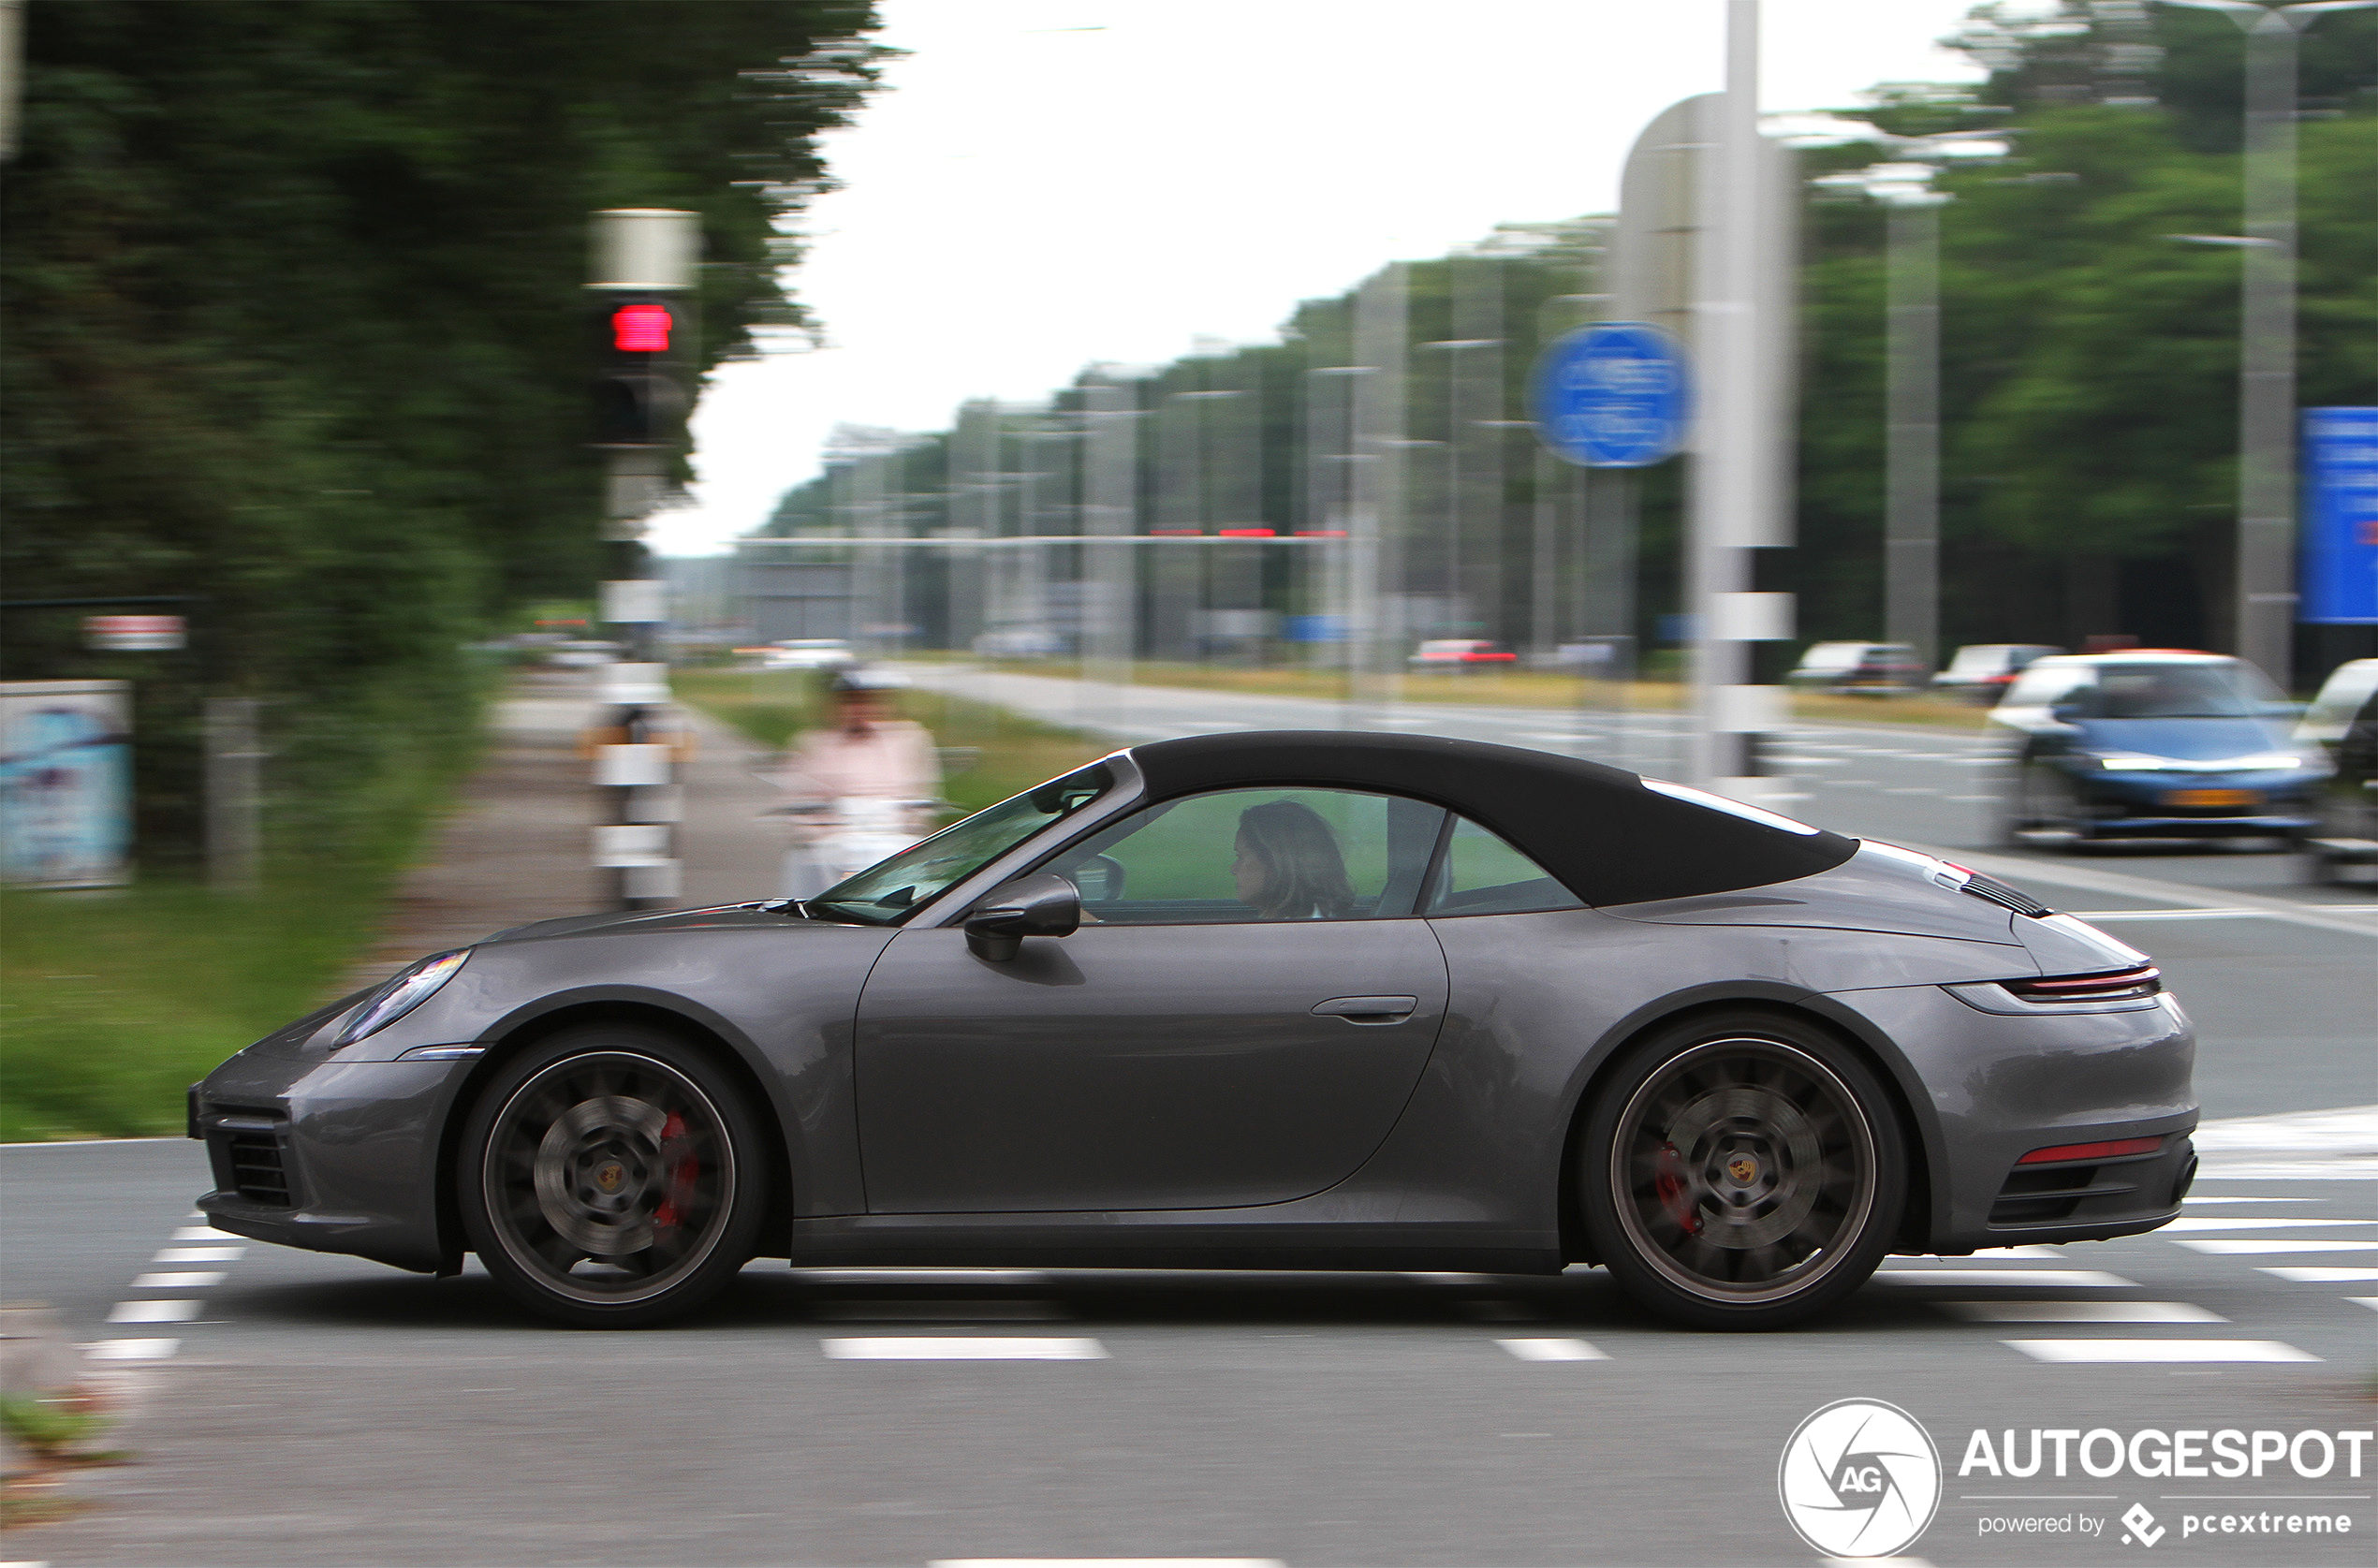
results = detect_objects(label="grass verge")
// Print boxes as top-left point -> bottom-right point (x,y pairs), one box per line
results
962,657 -> 1993,732
0,715 -> 485,1143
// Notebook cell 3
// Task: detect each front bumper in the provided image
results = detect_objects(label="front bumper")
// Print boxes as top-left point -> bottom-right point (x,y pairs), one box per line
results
192,1046 -> 481,1274
2072,770 -> 2319,838
1826,983 -> 2197,1253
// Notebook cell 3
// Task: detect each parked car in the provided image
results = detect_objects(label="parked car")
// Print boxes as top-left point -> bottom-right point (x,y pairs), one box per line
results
2296,659 -> 2378,885
1991,651 -> 2327,848
758,638 -> 856,672
1786,641 -> 1925,695
1410,638 -> 1518,670
1931,643 -> 2062,703
545,638 -> 622,669
193,731 -> 2196,1332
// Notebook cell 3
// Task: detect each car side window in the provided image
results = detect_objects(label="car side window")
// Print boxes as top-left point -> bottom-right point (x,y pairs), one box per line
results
1048,788 -> 1446,925
1422,816 -> 1585,917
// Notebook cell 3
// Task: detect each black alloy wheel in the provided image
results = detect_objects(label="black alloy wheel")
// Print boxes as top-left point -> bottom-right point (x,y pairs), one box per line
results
1579,1012 -> 1905,1330
459,1024 -> 767,1327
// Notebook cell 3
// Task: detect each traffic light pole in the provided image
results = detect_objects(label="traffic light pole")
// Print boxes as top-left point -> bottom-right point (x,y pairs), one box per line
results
588,210 -> 697,912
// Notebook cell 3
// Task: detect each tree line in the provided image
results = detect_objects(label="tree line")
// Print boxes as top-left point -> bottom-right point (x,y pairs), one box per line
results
0,0 -> 884,865
760,2 -> 2376,680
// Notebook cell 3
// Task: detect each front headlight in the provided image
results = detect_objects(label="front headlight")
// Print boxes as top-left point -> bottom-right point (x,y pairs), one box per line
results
2091,752 -> 2174,772
334,949 -> 470,1047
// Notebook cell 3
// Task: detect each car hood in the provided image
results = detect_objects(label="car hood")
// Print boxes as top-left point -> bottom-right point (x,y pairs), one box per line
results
2072,715 -> 2290,761
480,902 -> 810,945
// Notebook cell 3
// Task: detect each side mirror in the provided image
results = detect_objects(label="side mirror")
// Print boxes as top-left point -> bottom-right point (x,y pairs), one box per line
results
963,872 -> 1081,962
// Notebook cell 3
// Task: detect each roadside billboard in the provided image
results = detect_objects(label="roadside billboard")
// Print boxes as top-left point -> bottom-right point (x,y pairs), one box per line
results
0,680 -> 133,887
2300,407 -> 2378,624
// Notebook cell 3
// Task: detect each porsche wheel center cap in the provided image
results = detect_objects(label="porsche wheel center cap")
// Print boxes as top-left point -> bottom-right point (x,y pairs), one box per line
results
1727,1155 -> 1759,1185
594,1162 -> 627,1194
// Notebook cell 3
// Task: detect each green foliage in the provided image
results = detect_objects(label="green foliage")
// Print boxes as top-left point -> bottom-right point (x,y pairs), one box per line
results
1,0 -> 886,862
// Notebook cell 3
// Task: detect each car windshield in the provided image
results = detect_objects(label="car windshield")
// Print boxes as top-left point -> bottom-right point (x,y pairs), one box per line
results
805,763 -> 1111,925
2067,661 -> 2282,720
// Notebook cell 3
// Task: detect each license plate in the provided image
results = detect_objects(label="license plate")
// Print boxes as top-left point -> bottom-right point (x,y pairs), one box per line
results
2165,788 -> 2261,808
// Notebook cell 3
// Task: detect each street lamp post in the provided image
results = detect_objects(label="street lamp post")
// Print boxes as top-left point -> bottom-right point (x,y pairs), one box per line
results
2157,0 -> 2376,690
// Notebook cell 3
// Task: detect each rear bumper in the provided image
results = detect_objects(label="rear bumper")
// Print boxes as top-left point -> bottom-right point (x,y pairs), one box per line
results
1823,983 -> 2197,1254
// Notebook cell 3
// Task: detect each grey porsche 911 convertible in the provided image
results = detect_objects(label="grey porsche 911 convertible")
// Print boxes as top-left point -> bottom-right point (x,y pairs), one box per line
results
192,732 -> 2197,1330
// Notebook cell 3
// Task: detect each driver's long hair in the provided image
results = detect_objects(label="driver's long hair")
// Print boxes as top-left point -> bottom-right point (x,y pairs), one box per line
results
1236,799 -> 1357,919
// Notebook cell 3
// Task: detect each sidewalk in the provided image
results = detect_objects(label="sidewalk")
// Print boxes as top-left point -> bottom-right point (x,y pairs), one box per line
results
348,670 -> 785,983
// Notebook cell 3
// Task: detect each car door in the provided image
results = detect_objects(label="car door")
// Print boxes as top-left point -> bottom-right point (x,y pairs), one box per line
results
853,787 -> 1451,1214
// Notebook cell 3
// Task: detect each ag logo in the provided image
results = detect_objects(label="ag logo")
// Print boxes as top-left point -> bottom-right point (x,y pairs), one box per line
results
1777,1398 -> 1943,1559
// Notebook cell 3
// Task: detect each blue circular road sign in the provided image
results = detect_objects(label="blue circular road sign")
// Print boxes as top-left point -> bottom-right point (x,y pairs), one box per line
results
1530,322 -> 1692,468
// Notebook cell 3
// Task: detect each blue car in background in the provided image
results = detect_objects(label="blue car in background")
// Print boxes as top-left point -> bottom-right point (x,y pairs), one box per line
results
1992,651 -> 2327,849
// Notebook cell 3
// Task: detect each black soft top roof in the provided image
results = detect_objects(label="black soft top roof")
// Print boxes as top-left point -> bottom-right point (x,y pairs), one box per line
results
1127,730 -> 1856,908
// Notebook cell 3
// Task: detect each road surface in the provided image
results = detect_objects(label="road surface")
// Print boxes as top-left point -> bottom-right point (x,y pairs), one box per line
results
7,668 -> 2371,1567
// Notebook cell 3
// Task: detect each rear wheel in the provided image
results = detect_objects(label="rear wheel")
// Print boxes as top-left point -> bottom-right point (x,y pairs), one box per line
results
460,1023 -> 766,1327
1578,1012 -> 1905,1330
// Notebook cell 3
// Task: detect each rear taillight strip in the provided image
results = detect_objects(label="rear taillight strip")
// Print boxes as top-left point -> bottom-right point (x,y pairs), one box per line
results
2002,965 -> 2162,1004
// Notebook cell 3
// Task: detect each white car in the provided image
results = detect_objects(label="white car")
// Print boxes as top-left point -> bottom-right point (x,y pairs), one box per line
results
759,639 -> 855,671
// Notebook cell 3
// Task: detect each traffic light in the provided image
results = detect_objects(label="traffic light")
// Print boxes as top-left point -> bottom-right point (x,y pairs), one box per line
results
593,293 -> 689,447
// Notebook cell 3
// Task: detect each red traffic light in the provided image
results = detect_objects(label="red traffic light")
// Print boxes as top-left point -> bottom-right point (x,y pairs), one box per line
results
611,302 -> 672,353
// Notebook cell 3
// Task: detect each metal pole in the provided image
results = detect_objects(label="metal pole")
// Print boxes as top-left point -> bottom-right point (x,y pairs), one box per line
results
1884,194 -> 1943,671
203,697 -> 261,894
1689,0 -> 1769,792
1082,379 -> 1139,716
2238,7 -> 2299,688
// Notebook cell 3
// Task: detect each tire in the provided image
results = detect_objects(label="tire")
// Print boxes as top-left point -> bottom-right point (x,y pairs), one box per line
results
459,1022 -> 767,1327
1578,1011 -> 1906,1330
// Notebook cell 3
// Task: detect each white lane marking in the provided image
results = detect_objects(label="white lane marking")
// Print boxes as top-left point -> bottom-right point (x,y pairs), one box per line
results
81,1339 -> 181,1361
1872,1270 -> 2137,1289
2004,1339 -> 2320,1364
169,1225 -> 242,1242
812,1300 -> 1068,1322
108,1299 -> 200,1324
2348,1297 -> 2378,1312
2182,1195 -> 2319,1204
1498,1338 -> 1608,1361
2160,1217 -> 2374,1232
1881,1245 -> 2067,1265
2175,1239 -> 2378,1254
1939,1301 -> 2225,1324
794,1268 -> 1049,1286
150,1246 -> 243,1264
2259,1267 -> 2378,1282
933,1561 -> 1284,1568
1884,787 -> 1939,796
130,1271 -> 224,1289
821,1337 -> 1107,1360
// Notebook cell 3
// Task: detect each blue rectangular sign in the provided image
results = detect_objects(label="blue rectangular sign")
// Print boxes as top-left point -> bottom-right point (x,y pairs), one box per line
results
2301,406 -> 2378,624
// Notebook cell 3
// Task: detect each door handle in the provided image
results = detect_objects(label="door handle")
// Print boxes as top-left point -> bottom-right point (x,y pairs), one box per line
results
1311,995 -> 1418,1025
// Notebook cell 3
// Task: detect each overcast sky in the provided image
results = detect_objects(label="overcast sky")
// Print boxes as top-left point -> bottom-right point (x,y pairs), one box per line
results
656,0 -> 2010,556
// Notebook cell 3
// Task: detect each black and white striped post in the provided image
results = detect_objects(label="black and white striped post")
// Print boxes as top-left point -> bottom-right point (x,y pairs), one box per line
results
589,209 -> 697,910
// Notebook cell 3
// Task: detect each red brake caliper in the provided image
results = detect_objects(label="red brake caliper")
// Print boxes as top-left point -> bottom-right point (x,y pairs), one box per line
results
653,1112 -> 697,1230
1653,1140 -> 1701,1236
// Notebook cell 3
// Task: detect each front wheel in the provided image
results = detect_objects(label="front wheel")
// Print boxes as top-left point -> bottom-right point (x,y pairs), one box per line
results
459,1024 -> 767,1327
1578,1013 -> 1905,1330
